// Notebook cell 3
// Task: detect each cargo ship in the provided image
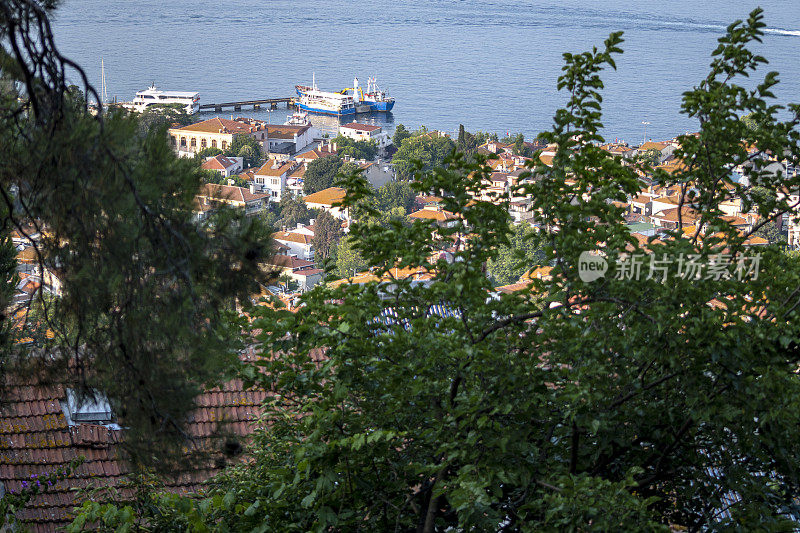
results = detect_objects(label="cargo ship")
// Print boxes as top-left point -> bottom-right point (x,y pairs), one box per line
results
295,75 -> 394,116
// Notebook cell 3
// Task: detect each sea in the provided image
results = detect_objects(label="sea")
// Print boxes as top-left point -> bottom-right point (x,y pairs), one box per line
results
50,0 -> 800,144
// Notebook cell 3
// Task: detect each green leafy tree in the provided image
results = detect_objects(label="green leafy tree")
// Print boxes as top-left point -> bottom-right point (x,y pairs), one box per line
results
0,0 -> 273,471
392,123 -> 411,147
391,132 -> 457,180
310,210 -> 343,261
72,9 -> 800,532
226,135 -> 263,167
137,103 -> 193,135
275,194 -> 314,231
197,146 -> 223,158
487,223 -> 545,286
333,234 -> 367,278
331,134 -> 378,161
303,156 -> 343,194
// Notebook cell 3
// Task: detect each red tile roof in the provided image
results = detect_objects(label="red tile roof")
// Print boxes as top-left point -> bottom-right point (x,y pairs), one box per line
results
197,183 -> 269,203
201,155 -> 239,171
0,374 -> 268,531
340,122 -> 381,132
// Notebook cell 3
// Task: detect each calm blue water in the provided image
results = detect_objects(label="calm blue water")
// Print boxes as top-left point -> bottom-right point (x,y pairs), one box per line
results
51,1 -> 799,143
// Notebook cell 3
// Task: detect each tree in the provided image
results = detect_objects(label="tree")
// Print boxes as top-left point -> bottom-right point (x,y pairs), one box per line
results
0,0 -> 273,470
275,194 -> 314,230
137,103 -> 193,135
330,134 -> 378,161
226,135 -> 263,168
333,234 -> 367,278
310,210 -> 343,260
392,123 -> 411,147
487,223 -> 545,286
73,9 -> 800,532
197,146 -> 223,158
391,133 -> 456,180
375,180 -> 416,214
303,156 -> 343,194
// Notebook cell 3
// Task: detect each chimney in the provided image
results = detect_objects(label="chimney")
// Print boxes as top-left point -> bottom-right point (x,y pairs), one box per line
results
333,142 -> 337,151
227,178 -> 234,186
250,184 -> 256,194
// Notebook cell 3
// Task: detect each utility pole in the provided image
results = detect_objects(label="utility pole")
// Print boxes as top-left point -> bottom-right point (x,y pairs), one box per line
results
641,121 -> 651,146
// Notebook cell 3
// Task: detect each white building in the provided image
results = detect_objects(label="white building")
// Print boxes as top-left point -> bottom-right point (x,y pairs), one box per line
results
253,159 -> 302,202
339,122 -> 390,149
265,124 -> 318,154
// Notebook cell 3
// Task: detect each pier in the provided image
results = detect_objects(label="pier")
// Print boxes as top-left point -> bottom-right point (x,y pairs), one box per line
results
199,97 -> 296,112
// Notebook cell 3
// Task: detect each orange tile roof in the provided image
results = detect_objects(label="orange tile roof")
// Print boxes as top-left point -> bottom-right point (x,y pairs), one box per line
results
303,187 -> 346,207
254,160 -> 296,177
408,208 -> 458,222
197,183 -> 269,203
272,231 -> 313,245
174,117 -> 263,135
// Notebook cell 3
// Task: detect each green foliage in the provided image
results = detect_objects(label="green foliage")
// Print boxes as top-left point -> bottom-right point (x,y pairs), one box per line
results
391,131 -> 457,180
137,103 -> 193,135
310,210 -> 342,261
392,123 -> 411,147
635,147 -> 663,166
330,134 -> 378,161
71,8 -> 800,532
0,2 -> 274,472
333,234 -> 368,278
303,156 -> 342,194
486,223 -> 545,286
271,194 -> 315,231
200,169 -> 248,188
225,135 -> 263,168
754,219 -> 786,244
197,146 -> 223,158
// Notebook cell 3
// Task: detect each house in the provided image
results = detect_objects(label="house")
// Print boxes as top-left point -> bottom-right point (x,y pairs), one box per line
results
253,160 -> 302,202
168,117 -> 268,158
262,254 -> 323,292
303,187 -> 349,220
0,369 -> 268,531
264,124 -> 316,154
273,228 -> 314,261
408,206 -> 459,228
339,123 -> 391,148
285,165 -> 306,197
294,142 -> 339,163
200,155 -> 244,177
195,183 -> 270,216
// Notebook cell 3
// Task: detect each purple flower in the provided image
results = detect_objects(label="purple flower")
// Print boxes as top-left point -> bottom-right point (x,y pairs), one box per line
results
21,481 -> 28,488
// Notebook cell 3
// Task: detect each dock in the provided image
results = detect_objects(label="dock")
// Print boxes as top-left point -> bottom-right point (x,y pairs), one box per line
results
198,97 -> 296,112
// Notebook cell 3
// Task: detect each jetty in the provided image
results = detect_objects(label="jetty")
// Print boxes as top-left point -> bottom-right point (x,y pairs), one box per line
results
198,97 -> 296,112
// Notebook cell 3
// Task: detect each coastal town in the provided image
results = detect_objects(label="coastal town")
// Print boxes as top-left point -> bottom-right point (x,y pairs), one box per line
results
3,2 -> 800,527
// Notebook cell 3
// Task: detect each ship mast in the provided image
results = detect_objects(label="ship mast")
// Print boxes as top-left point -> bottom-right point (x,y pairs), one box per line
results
100,58 -> 108,105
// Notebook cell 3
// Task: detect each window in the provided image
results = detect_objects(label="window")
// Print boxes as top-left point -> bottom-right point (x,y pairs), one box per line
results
201,139 -> 207,149
61,388 -> 113,424
170,136 -> 177,147
222,141 -> 228,150
212,140 -> 217,148
190,138 -> 197,148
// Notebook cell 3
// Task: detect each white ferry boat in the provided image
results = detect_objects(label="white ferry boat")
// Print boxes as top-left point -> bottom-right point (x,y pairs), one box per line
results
124,84 -> 200,114
295,75 -> 356,116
